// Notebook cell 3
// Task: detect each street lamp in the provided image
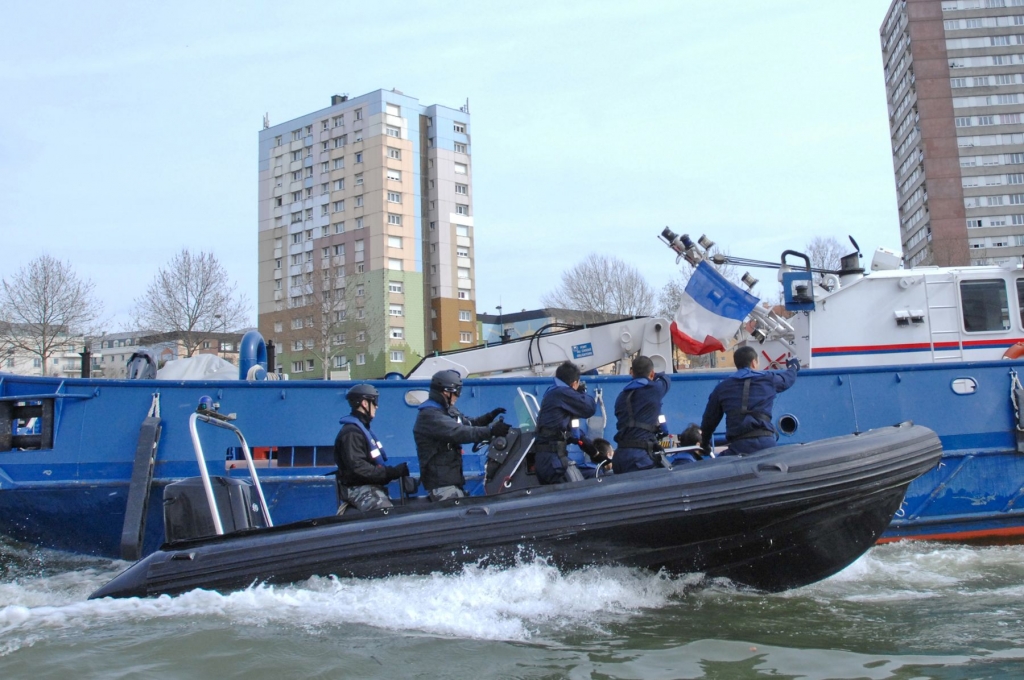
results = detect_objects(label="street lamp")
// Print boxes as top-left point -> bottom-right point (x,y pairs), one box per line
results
496,304 -> 509,344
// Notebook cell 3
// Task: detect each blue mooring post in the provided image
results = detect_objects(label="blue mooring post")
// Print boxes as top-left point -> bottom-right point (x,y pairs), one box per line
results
239,330 -> 268,380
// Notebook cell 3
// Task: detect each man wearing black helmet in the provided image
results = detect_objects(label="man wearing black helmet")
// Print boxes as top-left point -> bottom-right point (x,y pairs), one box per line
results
334,383 -> 409,513
413,369 -> 510,501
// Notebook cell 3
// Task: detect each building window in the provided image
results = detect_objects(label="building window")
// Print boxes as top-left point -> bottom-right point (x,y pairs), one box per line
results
387,169 -> 401,181
458,267 -> 470,279
355,152 -> 363,164
390,328 -> 405,340
355,173 -> 363,185
389,304 -> 404,317
388,213 -> 402,225
956,117 -> 972,127
334,333 -> 346,345
456,204 -> 469,215
454,162 -> 467,175
390,350 -> 405,362
333,355 -> 347,368
388,236 -> 403,248
291,318 -> 304,330
274,322 -> 283,333
389,281 -> 403,293
334,221 -> 345,234
334,158 -> 345,169
355,196 -> 363,208
460,332 -> 472,343
334,244 -> 345,256
334,179 -> 344,191
386,126 -> 400,138
355,109 -> 363,121
459,310 -> 471,322
454,123 -> 466,133
292,340 -> 304,351
454,143 -> 467,154
356,217 -> 364,230
356,353 -> 366,365
387,147 -> 401,160
455,183 -> 468,195
458,290 -> 469,300
388,258 -> 403,271
387,191 -> 401,203
457,246 -> 469,258
333,115 -> 343,127
333,200 -> 345,212
291,361 -> 304,373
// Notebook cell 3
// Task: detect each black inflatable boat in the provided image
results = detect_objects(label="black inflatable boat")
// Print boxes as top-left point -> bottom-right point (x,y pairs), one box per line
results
90,422 -> 941,599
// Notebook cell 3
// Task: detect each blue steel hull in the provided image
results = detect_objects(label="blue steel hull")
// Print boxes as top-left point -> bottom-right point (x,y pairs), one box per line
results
1,359 -> 1023,557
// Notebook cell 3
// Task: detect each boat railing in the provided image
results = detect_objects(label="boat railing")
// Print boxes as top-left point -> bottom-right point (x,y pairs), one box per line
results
188,411 -> 274,534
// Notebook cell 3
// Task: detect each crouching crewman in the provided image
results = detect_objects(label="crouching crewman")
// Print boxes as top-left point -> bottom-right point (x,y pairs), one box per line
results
334,383 -> 409,513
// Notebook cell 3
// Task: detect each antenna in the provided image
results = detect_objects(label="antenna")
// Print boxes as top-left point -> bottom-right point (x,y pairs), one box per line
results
263,113 -> 270,129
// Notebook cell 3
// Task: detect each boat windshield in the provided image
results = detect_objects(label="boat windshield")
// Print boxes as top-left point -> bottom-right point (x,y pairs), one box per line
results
514,387 -> 539,432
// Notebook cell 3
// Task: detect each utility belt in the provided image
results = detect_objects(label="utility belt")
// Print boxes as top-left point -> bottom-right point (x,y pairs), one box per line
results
729,427 -> 774,442
533,438 -> 570,464
617,439 -> 670,469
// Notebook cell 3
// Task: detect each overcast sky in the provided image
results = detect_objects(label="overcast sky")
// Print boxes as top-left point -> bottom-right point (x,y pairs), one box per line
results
1,0 -> 899,328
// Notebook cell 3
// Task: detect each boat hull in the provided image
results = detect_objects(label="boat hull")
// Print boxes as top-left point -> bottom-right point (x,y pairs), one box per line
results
90,423 -> 942,598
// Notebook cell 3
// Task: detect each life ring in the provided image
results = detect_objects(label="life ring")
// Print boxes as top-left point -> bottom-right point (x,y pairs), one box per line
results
1003,342 -> 1024,360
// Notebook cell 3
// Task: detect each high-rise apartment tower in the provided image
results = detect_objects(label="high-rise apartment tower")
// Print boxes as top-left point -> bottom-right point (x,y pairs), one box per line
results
257,90 -> 478,379
882,0 -> 1024,268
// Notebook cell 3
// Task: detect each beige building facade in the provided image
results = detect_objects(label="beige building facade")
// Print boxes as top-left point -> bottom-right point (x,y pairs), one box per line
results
882,0 -> 1024,268
257,90 -> 477,380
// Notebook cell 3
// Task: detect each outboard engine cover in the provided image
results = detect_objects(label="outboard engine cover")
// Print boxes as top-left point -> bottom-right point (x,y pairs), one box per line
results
163,476 -> 266,543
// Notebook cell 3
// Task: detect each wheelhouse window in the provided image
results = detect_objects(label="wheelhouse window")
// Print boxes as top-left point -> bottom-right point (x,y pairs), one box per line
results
960,279 -> 1009,332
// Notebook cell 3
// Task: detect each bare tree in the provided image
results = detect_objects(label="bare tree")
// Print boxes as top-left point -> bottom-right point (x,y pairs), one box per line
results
278,259 -> 349,380
0,255 -> 103,375
805,236 -> 846,281
542,253 -> 655,317
133,249 -> 250,357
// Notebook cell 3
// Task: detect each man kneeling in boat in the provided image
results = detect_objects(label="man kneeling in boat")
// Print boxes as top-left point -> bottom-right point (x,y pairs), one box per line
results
699,347 -> 799,457
414,370 -> 511,501
334,383 -> 410,513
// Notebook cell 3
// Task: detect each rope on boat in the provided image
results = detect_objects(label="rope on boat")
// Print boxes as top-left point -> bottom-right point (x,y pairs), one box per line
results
1010,369 -> 1024,433
147,393 -> 160,419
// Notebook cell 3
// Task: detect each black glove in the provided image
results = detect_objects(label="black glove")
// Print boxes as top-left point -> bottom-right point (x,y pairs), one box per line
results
700,442 -> 712,458
576,381 -> 587,394
579,438 -> 597,457
482,407 -> 507,424
489,419 -> 511,438
387,462 -> 410,480
786,357 -> 801,371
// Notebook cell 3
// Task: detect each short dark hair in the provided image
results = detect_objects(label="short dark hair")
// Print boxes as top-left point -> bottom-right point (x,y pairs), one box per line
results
555,361 -> 581,385
593,438 -> 613,457
631,355 -> 654,377
679,423 -> 702,447
734,346 -> 758,369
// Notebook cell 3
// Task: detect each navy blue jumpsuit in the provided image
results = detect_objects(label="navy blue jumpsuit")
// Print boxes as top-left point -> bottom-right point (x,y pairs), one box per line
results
533,378 -> 597,484
700,364 -> 798,456
612,373 -> 670,474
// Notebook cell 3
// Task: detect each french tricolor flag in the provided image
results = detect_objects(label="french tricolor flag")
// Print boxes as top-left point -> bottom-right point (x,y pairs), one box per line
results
671,261 -> 759,355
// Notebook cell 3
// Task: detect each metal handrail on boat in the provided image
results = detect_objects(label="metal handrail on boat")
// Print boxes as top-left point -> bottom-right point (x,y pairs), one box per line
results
188,412 -> 274,535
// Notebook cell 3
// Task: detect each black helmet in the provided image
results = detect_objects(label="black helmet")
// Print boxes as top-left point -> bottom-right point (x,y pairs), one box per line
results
346,383 -> 379,406
430,369 -> 463,396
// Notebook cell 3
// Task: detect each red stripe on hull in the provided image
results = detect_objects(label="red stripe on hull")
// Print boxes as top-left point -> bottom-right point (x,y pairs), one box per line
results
878,526 -> 1024,545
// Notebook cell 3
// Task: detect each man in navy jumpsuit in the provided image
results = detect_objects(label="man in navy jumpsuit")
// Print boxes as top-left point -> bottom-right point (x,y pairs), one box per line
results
700,346 -> 799,456
533,361 -> 598,484
613,355 -> 671,474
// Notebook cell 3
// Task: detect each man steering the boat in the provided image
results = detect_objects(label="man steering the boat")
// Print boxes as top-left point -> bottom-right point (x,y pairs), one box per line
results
414,369 -> 511,501
334,383 -> 410,514
699,347 -> 799,456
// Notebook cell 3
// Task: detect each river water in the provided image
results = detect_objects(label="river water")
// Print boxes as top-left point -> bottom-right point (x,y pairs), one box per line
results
1,538 -> 1023,679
